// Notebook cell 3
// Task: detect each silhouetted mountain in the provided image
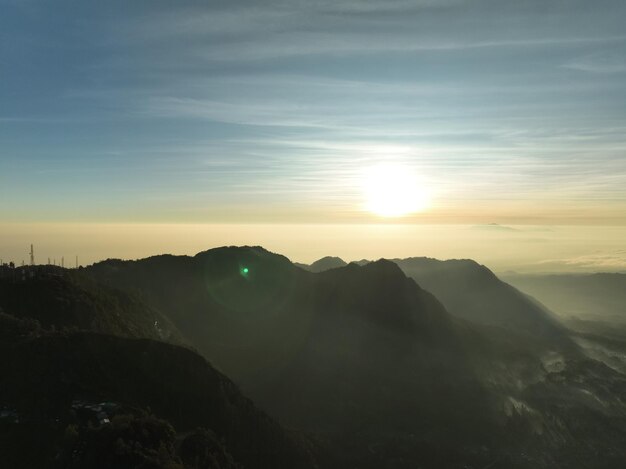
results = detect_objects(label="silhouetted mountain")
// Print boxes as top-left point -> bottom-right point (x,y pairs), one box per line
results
297,256 -> 347,273
86,250 -> 498,466
0,326 -> 316,469
303,255 -> 570,341
86,248 -> 470,392
82,246 -> 626,468
392,257 -> 568,341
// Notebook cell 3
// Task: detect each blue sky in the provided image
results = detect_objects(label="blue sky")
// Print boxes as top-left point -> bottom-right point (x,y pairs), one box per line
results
1,0 -> 626,224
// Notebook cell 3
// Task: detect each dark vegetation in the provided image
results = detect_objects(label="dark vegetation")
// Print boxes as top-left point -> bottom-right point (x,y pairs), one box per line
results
0,269 -> 182,342
0,330 -> 316,468
0,268 -> 316,469
0,329 -> 315,468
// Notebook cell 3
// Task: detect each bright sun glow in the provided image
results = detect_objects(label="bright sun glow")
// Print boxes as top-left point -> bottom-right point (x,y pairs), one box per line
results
362,163 -> 430,217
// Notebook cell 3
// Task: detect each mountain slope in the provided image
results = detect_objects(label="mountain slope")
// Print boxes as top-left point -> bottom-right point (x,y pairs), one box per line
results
0,327 -> 316,469
392,257 -> 568,341
83,247 -> 626,468
87,247 -> 313,387
0,268 -> 182,342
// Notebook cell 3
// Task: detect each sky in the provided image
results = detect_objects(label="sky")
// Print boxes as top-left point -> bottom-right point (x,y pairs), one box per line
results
1,1 -> 626,270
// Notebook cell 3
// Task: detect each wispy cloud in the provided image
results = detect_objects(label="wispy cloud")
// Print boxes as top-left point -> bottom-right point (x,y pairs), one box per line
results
565,52 -> 626,73
539,251 -> 626,271
2,0 -> 626,225
472,223 -> 520,232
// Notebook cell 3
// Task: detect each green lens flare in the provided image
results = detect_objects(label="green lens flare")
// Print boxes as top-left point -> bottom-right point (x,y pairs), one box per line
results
243,267 -> 249,273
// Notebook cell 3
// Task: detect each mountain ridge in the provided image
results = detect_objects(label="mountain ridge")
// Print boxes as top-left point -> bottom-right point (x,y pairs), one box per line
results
7,246 -> 626,467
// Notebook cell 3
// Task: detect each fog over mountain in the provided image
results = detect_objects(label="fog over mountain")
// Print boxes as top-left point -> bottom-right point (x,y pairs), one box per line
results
504,272 -> 626,328
504,272 -> 626,377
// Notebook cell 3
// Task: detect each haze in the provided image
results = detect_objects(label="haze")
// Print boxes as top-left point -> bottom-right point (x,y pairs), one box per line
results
1,223 -> 626,274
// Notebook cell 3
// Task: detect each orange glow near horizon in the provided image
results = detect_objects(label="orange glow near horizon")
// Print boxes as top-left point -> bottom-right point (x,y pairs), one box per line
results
1,222 -> 626,275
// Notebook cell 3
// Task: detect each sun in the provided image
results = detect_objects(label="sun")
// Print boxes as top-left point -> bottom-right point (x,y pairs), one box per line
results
361,163 -> 430,217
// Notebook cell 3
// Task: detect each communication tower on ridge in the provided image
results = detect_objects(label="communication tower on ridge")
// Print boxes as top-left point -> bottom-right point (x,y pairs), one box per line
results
30,244 -> 35,266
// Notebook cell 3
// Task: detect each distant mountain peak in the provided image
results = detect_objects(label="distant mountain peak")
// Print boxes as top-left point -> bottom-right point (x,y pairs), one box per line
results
310,256 -> 346,269
395,256 -> 496,280
299,255 -> 347,273
393,256 -> 565,338
194,245 -> 295,268
195,245 -> 279,258
362,258 -> 405,275
397,256 -> 481,267
313,255 -> 346,264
